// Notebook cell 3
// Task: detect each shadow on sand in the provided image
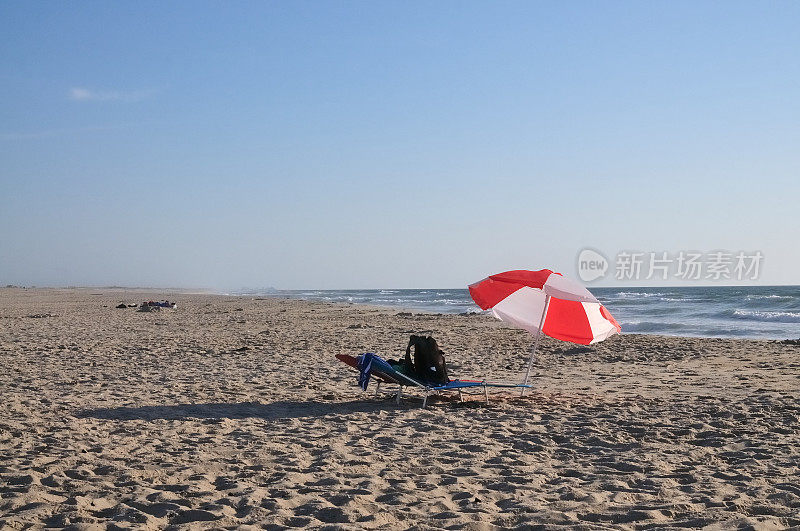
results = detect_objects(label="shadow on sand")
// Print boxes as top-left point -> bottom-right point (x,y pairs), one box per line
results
561,346 -> 595,355
77,399 -> 399,421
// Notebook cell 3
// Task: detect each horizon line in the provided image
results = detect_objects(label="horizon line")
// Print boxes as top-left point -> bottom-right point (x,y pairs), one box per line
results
4,284 -> 799,292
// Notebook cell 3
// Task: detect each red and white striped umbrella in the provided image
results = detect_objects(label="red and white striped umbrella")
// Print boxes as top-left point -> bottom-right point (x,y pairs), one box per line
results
469,269 -> 621,345
469,269 -> 621,389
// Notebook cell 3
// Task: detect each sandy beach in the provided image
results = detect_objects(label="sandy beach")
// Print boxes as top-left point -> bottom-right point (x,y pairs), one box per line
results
1,288 -> 798,529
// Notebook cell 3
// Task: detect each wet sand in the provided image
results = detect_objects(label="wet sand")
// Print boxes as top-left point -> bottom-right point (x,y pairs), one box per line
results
1,288 -> 798,529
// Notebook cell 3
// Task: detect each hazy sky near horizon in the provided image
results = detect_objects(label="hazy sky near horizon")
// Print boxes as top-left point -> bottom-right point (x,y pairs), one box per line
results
2,1 -> 799,289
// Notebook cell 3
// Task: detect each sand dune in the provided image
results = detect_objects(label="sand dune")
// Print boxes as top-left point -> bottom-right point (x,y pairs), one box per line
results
1,288 -> 798,529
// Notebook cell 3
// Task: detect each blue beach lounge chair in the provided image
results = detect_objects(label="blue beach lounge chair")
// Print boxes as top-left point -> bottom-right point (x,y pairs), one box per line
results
336,353 -> 531,407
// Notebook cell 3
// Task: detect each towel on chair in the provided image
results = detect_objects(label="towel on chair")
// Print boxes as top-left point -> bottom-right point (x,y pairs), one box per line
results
357,352 -> 377,391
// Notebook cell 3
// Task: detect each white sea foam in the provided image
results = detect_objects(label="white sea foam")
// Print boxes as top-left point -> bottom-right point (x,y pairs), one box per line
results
732,309 -> 800,322
614,292 -> 666,298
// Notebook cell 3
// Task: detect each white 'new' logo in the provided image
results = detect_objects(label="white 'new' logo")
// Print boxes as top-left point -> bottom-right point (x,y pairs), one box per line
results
577,248 -> 609,282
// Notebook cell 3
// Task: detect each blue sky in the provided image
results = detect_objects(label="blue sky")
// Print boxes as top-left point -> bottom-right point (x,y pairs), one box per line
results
1,1 -> 798,289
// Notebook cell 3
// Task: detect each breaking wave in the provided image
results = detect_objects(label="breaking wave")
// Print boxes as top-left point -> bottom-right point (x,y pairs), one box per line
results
731,309 -> 800,323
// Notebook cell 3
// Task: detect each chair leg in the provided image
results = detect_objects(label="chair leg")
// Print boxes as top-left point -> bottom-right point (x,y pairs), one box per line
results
396,386 -> 402,404
458,390 -> 463,403
375,381 -> 381,395
484,385 -> 489,403
422,392 -> 428,408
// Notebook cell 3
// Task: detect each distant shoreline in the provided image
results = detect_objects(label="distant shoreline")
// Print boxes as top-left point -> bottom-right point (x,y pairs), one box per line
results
2,286 -> 797,342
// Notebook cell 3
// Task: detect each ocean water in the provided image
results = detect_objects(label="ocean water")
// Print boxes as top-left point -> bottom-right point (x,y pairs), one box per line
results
243,286 -> 800,340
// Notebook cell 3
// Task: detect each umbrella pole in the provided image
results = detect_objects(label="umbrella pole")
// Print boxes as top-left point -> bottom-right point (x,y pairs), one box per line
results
521,295 -> 549,396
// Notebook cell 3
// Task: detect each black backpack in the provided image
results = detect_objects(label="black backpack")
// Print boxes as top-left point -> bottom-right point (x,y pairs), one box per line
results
404,335 -> 449,385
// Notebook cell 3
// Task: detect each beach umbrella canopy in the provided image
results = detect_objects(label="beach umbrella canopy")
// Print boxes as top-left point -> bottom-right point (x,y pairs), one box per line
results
469,269 -> 620,345
469,269 -> 621,390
